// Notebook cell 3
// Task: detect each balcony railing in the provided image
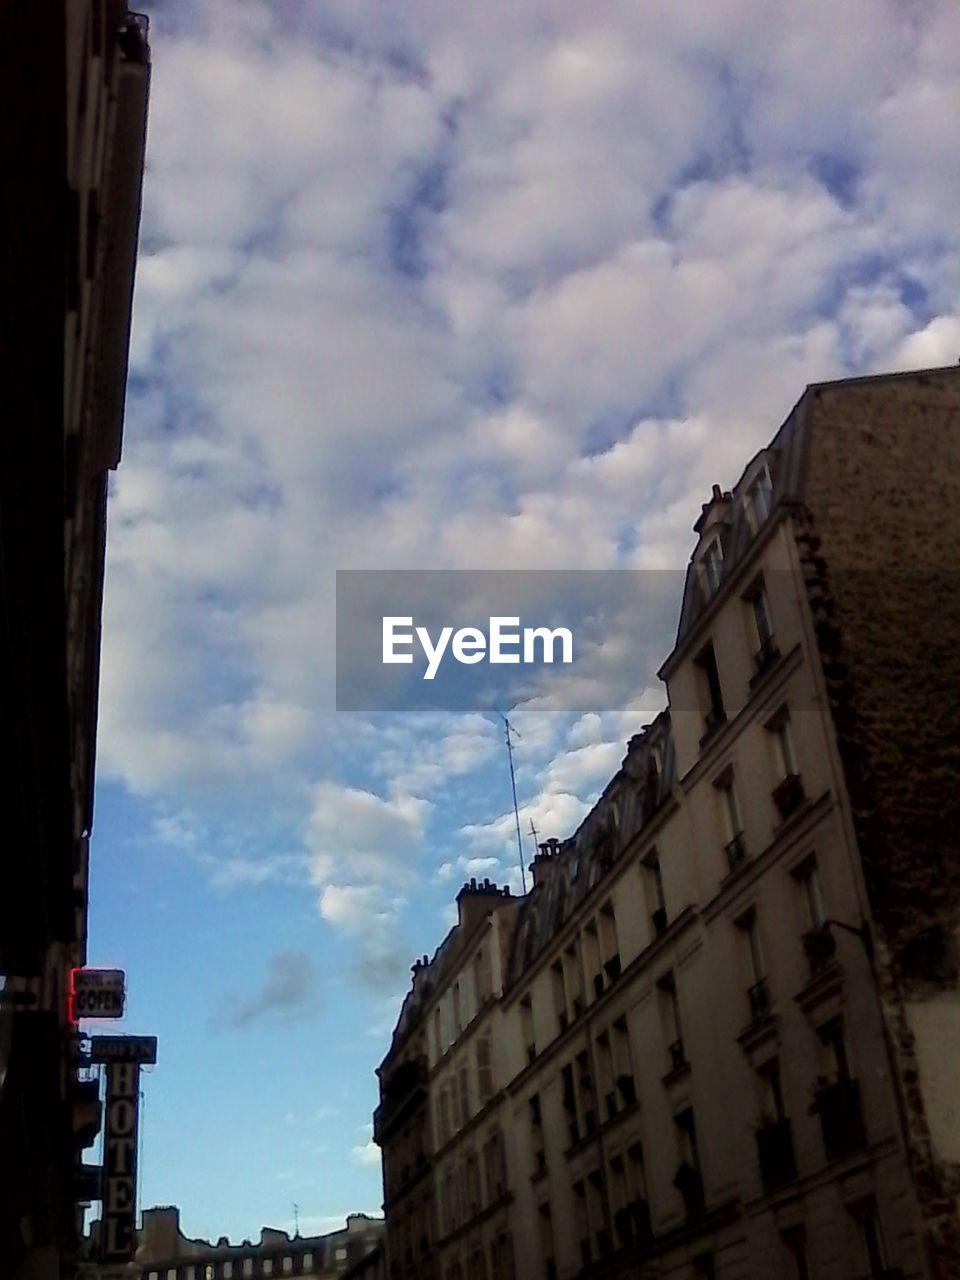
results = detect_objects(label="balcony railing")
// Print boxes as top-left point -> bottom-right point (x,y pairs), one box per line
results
725,831 -> 747,871
652,907 -> 668,937
772,772 -> 806,821
748,977 -> 772,1021
613,1198 -> 652,1249
752,637 -> 781,679
604,953 -> 622,981
755,1117 -> 797,1192
593,972 -> 605,998
802,925 -> 837,975
699,705 -> 727,749
813,1077 -> 867,1160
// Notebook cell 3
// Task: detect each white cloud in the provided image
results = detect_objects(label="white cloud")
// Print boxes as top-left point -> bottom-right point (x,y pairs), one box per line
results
98,0 -> 960,1041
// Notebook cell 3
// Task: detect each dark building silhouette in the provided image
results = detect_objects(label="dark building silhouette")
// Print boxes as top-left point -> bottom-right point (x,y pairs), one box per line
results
0,4 -> 150,1277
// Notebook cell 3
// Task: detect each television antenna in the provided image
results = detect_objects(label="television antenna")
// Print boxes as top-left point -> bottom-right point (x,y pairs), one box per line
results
501,715 -> 527,894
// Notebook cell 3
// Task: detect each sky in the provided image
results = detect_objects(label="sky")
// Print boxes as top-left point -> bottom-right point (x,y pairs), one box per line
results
89,0 -> 960,1246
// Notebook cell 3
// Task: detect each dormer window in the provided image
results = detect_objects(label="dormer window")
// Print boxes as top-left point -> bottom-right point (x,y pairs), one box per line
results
744,465 -> 773,531
701,536 -> 724,595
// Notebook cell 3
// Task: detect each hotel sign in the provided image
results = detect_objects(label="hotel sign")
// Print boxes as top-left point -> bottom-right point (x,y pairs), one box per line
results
101,1060 -> 141,1262
70,968 -> 125,1021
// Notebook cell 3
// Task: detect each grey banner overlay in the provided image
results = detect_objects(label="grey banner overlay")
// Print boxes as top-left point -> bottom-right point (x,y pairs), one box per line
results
336,570 -> 682,713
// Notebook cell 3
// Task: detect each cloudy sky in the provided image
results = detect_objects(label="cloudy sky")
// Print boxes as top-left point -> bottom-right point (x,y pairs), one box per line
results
90,0 -> 960,1244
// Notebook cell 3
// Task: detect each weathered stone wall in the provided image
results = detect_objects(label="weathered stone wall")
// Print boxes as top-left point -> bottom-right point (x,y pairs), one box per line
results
798,369 -> 960,1273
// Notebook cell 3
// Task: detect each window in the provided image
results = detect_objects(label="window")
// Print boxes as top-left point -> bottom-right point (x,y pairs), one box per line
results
459,1064 -> 472,1125
702,536 -> 724,595
642,851 -> 667,935
186,1270 -> 196,1280
751,588 -> 775,651
520,995 -> 536,1060
584,920 -> 602,997
222,1266 -> 233,1280
612,1016 -> 636,1106
675,1107 -> 701,1170
781,1228 -> 810,1280
693,1254 -> 717,1280
301,1256 -> 313,1273
714,768 -> 745,869
441,1087 -> 452,1141
657,972 -> 685,1072
745,465 -> 773,530
573,1181 -> 591,1266
242,1262 -> 253,1278
796,859 -> 827,929
769,709 -> 798,778
281,1260 -> 292,1275
453,982 -> 462,1034
695,641 -> 726,737
169,1270 -> 179,1280
537,1202 -> 556,1280
203,1268 -> 214,1280
263,1261 -> 273,1276
819,1017 -> 851,1083
738,909 -> 766,984
476,1035 -> 494,1104
599,902 -> 619,971
758,1059 -> 787,1124
551,962 -> 567,1033
434,1008 -> 442,1057
852,1202 -> 887,1278
474,946 -> 492,1006
334,1248 -> 347,1263
768,708 -> 804,819
529,1093 -> 545,1172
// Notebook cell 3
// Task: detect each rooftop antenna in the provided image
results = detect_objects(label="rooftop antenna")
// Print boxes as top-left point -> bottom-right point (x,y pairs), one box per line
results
501,715 -> 527,894
529,818 -> 540,857
293,1203 -> 300,1238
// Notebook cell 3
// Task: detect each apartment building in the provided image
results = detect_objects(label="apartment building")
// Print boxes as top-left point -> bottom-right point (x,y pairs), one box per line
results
375,880 -> 521,1280
0,4 -> 150,1278
81,1207 -> 385,1280
375,366 -> 960,1280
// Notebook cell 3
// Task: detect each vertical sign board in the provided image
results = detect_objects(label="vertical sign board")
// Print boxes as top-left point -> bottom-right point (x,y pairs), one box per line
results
102,1061 -> 139,1261
90,1036 -> 157,1264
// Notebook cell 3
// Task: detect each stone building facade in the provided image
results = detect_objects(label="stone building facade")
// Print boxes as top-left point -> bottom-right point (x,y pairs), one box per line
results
0,4 -> 150,1277
374,366 -> 960,1280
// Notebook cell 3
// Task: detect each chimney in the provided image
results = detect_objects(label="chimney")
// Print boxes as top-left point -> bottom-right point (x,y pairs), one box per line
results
456,876 -> 506,934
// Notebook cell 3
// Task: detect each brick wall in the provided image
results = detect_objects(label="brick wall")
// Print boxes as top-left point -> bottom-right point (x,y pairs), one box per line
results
798,369 -> 960,1273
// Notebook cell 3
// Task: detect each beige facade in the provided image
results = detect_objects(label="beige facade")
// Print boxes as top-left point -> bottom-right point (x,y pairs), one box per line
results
376,367 -> 960,1280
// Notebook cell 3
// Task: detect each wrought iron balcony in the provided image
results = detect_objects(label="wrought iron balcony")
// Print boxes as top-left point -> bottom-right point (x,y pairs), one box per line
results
755,1117 -> 797,1192
802,925 -> 837,975
772,772 -> 806,820
699,705 -> 728,749
752,637 -> 781,679
613,1197 -> 652,1248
